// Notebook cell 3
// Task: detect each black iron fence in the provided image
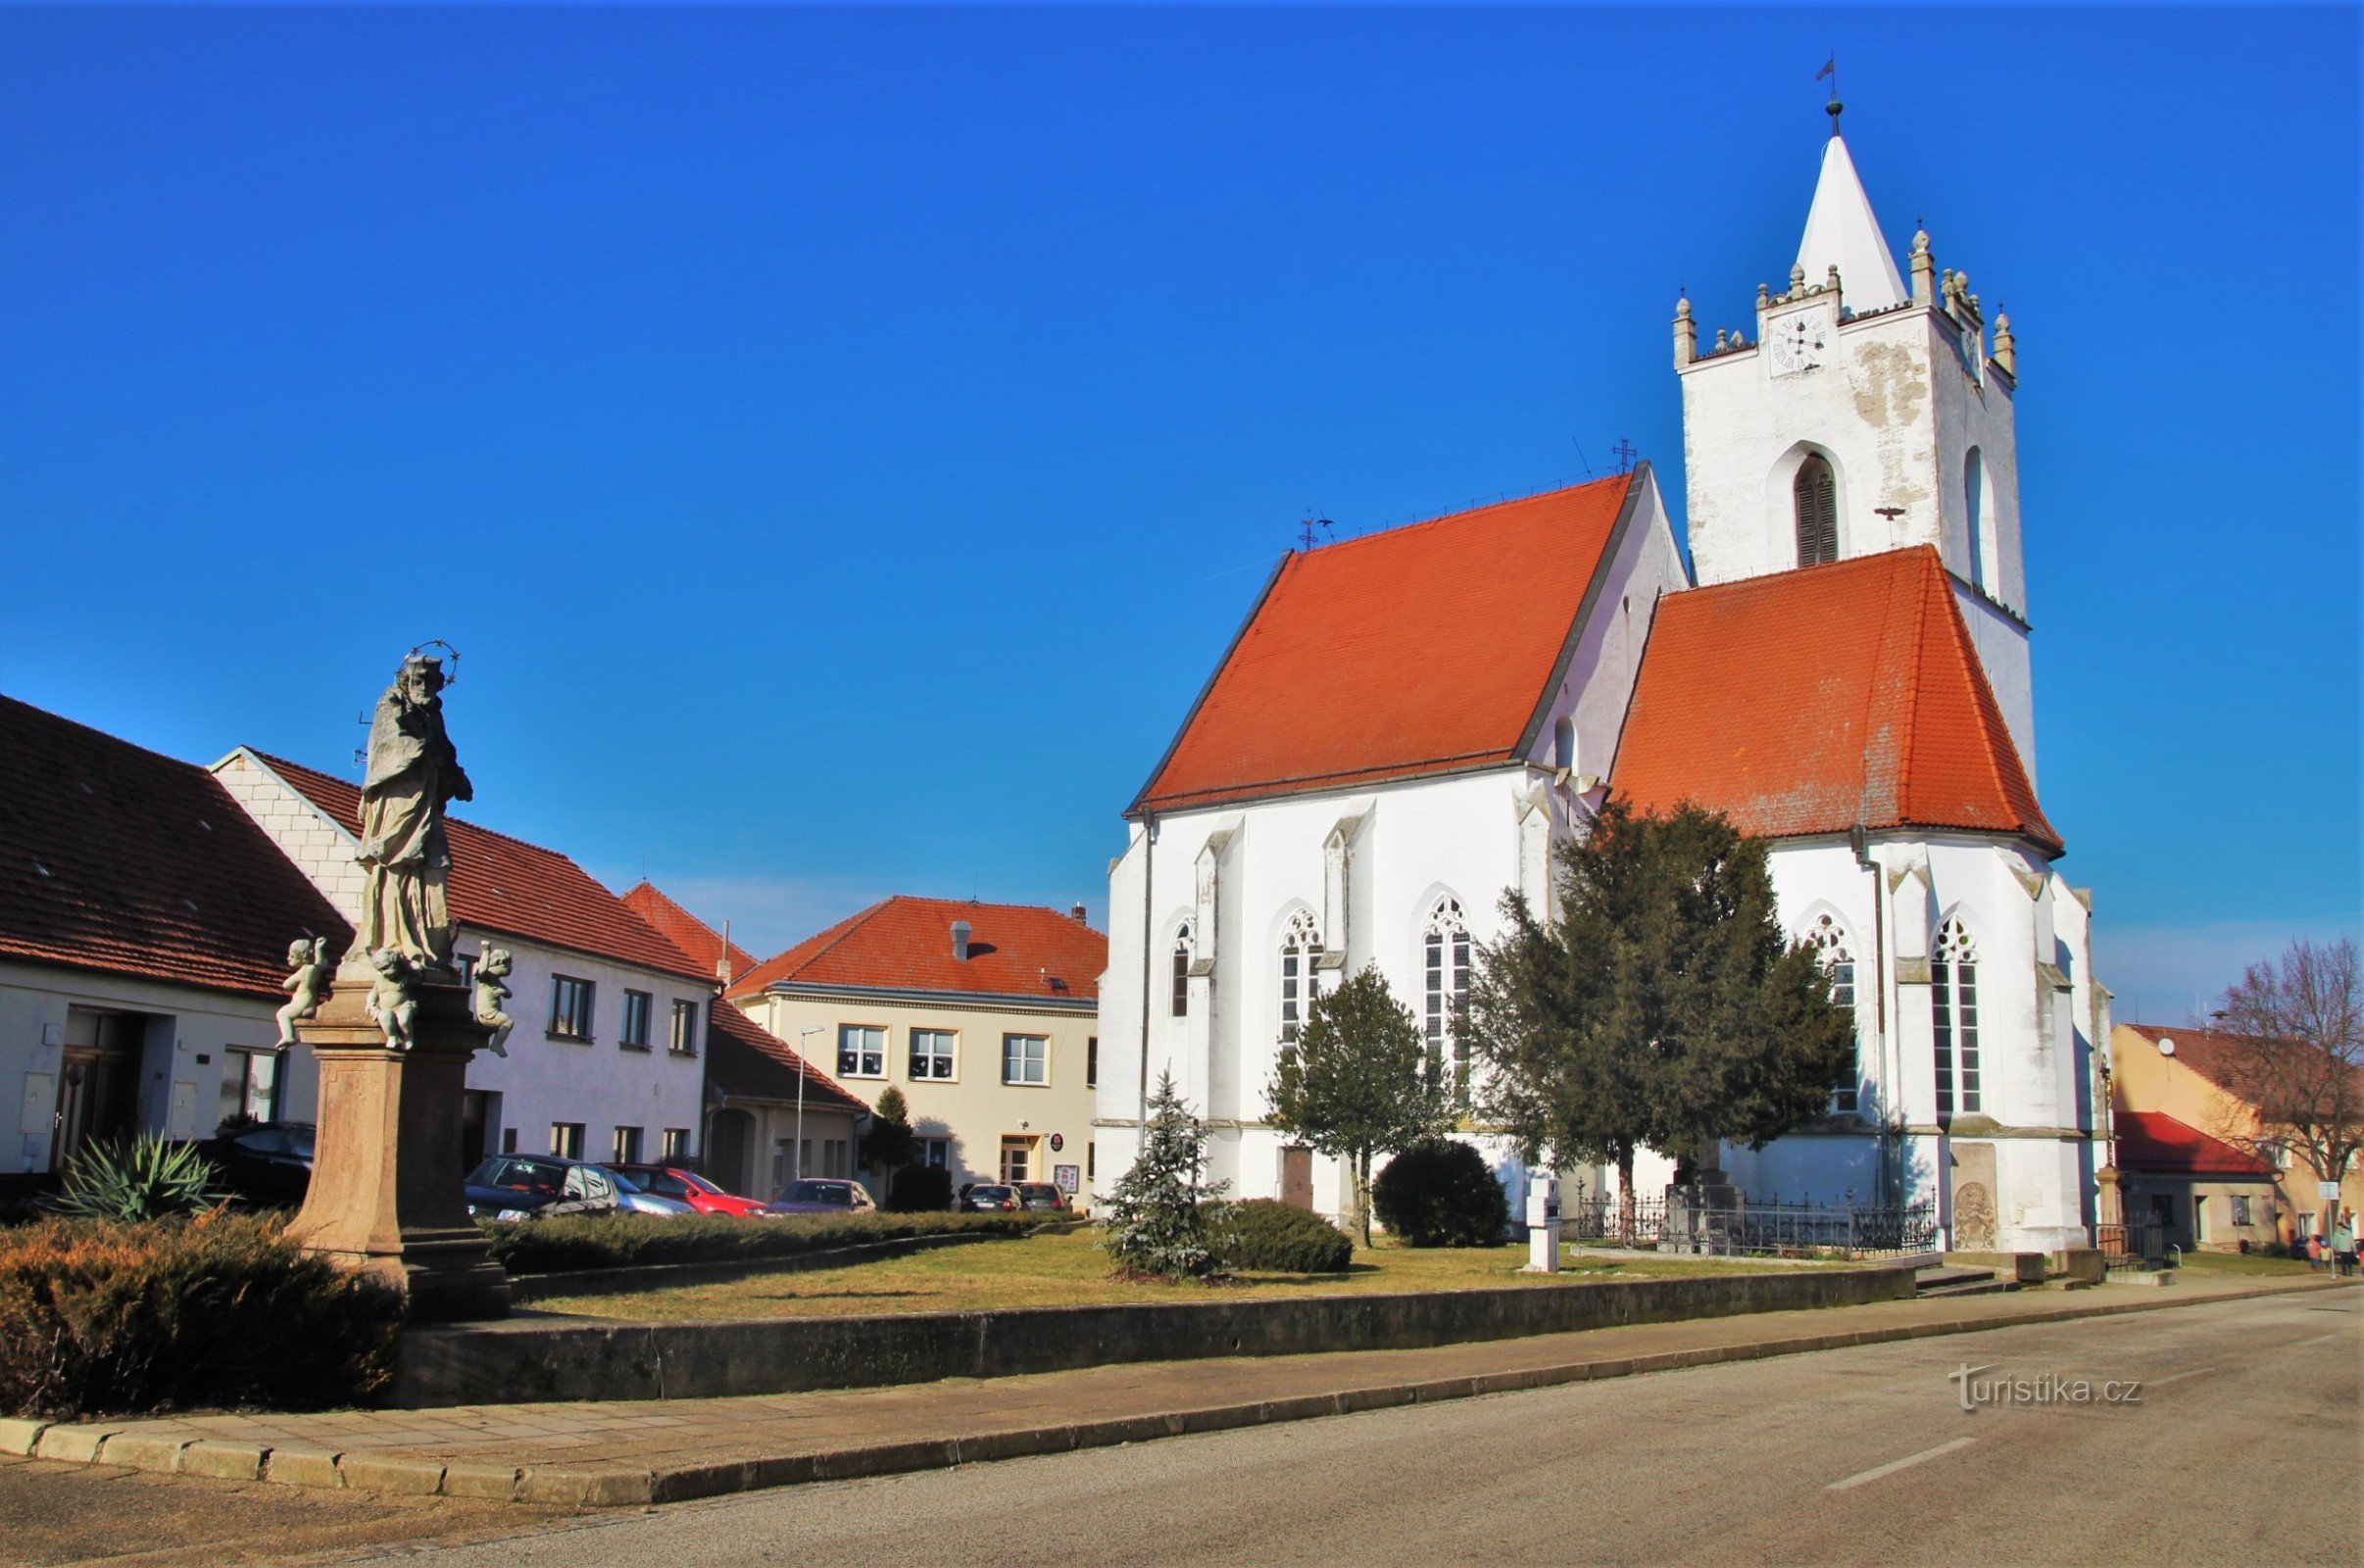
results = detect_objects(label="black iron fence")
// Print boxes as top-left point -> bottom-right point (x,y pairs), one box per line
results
1563,1192 -> 1941,1258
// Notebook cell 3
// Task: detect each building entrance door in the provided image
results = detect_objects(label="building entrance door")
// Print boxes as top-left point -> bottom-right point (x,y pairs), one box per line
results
1000,1136 -> 1036,1185
51,1009 -> 144,1172
1280,1147 -> 1314,1210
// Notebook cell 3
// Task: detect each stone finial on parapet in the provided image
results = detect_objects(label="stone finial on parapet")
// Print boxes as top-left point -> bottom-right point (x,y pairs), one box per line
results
1673,293 -> 1696,368
1994,312 -> 2016,376
1910,228 -> 1935,306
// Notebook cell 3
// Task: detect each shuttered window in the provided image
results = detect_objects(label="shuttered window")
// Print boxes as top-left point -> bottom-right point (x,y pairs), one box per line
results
1796,455 -> 1839,566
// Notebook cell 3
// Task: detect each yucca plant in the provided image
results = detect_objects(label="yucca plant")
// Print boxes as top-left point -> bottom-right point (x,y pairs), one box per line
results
49,1134 -> 222,1222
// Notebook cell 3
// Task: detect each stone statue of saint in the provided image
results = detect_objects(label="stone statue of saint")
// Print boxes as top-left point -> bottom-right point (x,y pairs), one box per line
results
352,652 -> 471,969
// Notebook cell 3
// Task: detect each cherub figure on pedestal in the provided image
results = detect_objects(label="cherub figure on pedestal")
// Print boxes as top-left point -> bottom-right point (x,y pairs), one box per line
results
473,947 -> 516,1057
366,948 -> 421,1053
275,936 -> 334,1048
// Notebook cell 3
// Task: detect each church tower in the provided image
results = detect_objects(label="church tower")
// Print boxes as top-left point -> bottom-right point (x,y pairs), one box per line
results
1673,107 -> 2037,774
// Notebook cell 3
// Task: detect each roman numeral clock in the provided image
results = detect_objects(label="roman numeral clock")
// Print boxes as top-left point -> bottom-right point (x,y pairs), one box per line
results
1769,304 -> 1832,375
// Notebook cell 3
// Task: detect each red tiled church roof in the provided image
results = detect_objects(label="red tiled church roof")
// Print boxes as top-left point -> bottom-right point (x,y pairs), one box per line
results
0,694 -> 351,1000
250,752 -> 714,985
707,1000 -> 872,1116
729,895 -> 1107,1004
1132,472 -> 1643,814
1611,547 -> 2060,852
2113,1110 -> 2277,1178
622,882 -> 757,984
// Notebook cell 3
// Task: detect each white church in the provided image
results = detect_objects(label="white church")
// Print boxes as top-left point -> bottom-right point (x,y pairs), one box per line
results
1094,117 -> 2109,1255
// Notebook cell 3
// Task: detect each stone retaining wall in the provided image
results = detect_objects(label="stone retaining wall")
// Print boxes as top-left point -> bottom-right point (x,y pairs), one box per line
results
393,1261 -> 1917,1407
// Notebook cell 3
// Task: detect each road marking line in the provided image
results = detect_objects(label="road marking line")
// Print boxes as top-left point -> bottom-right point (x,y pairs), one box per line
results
2145,1367 -> 2216,1387
1827,1438 -> 1978,1492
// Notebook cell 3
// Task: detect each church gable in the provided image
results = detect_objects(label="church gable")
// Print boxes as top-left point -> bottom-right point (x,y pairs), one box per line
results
1132,469 -> 1647,815
1609,545 -> 2059,852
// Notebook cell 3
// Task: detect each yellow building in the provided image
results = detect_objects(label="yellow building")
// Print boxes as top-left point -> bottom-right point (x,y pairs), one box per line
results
2111,1021 -> 2364,1250
728,897 -> 1106,1207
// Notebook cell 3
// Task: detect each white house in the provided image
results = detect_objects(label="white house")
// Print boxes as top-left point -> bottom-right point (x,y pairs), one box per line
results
1097,118 -> 2106,1253
213,749 -> 715,1173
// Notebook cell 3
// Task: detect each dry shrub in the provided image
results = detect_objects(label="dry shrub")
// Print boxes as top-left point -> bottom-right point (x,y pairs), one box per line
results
0,1210 -> 402,1420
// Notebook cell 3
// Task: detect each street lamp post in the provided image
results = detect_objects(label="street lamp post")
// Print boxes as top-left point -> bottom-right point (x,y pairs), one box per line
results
797,1024 -> 822,1185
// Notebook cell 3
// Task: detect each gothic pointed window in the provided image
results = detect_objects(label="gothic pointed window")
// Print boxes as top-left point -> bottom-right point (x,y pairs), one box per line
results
1278,910 -> 1322,1054
1795,454 -> 1839,567
1423,897 -> 1473,1107
1932,917 -> 1982,1117
1170,923 -> 1193,1019
1805,912 -> 1859,1113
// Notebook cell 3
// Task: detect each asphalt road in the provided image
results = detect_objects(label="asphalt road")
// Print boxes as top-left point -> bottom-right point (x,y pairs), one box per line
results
5,1291 -> 2355,1568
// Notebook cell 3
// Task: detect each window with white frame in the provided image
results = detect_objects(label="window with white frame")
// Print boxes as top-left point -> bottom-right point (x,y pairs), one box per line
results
2231,1195 -> 2253,1226
1279,910 -> 1323,1051
668,999 -> 700,1055
222,1047 -> 282,1124
1003,1034 -> 1048,1086
910,1029 -> 957,1081
1932,917 -> 1982,1116
916,1137 -> 950,1169
838,1024 -> 886,1079
1805,912 -> 1860,1112
1171,922 -> 1193,1018
1423,897 -> 1472,1105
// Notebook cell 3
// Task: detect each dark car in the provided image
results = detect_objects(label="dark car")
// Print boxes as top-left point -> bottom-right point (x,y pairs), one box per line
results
765,1178 -> 878,1216
464,1153 -> 625,1219
198,1121 -> 316,1205
1012,1182 -> 1069,1213
959,1183 -> 1018,1212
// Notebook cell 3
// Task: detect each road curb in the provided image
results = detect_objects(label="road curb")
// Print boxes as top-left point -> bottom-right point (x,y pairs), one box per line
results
14,1276 -> 2351,1507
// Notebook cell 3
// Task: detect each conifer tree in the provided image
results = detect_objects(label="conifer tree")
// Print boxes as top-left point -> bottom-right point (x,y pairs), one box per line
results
862,1086 -> 918,1182
1465,798 -> 1853,1238
1266,965 -> 1453,1246
1102,1071 -> 1233,1279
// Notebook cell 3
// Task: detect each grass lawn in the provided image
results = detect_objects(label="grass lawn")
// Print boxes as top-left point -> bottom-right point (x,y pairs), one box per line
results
535,1228 -> 1842,1323
2174,1250 -> 2325,1277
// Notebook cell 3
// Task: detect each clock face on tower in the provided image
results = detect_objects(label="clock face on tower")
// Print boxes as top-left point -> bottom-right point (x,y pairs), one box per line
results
1769,306 -> 1832,376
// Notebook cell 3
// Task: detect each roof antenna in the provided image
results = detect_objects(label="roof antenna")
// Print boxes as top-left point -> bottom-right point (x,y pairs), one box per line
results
1570,437 -> 1598,479
1610,438 -> 1638,475
1818,54 -> 1841,136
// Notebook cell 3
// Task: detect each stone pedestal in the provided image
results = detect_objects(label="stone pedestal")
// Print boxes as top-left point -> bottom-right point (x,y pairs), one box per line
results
1662,1166 -> 1744,1255
286,969 -> 510,1322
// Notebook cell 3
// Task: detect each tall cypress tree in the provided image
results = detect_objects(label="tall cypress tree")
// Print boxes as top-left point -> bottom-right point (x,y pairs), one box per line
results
1465,798 -> 1853,1237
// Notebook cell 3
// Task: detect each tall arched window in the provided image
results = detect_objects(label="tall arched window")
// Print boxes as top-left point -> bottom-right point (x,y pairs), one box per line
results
1170,922 -> 1193,1019
1278,910 -> 1323,1052
1423,897 -> 1473,1105
1795,453 -> 1839,567
1964,448 -> 1988,592
1552,716 -> 1577,773
1804,912 -> 1859,1112
1933,917 -> 1982,1116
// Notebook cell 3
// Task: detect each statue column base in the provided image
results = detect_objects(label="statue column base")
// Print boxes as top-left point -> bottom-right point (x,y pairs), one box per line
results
286,971 -> 510,1322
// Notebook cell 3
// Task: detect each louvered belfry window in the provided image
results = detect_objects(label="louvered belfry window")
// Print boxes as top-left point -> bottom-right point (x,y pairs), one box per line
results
1795,455 -> 1839,566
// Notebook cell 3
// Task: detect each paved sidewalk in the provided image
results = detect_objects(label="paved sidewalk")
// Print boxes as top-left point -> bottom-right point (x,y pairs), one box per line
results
2,1272 -> 2347,1509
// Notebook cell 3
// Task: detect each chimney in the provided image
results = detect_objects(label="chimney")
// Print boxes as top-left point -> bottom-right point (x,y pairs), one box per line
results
1069,903 -> 1088,924
951,920 -> 971,961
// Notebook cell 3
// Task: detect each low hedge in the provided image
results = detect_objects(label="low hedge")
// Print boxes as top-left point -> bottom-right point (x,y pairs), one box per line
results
0,1212 -> 401,1420
1224,1199 -> 1354,1273
1372,1141 -> 1511,1247
480,1210 -> 1043,1275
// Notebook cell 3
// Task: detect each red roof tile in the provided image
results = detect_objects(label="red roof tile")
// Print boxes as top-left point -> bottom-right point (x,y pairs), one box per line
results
249,753 -> 714,985
729,895 -> 1107,1004
706,1001 -> 872,1116
2113,1110 -> 2277,1178
1611,547 -> 2060,852
622,882 -> 757,984
0,694 -> 351,1000
1133,472 -> 1642,814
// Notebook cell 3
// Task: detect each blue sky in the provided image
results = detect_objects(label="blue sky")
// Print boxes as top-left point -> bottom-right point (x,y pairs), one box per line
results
1,6 -> 2355,1021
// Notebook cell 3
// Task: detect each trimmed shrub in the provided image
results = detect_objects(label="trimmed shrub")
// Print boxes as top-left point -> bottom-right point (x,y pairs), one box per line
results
480,1209 -> 1038,1275
1222,1199 -> 1354,1273
0,1212 -> 401,1420
49,1135 -> 221,1223
1371,1141 -> 1510,1248
888,1164 -> 955,1213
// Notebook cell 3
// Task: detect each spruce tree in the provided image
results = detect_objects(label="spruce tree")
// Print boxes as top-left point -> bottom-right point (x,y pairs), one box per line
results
1101,1071 -> 1233,1279
862,1086 -> 918,1182
1266,965 -> 1453,1246
1465,797 -> 1853,1238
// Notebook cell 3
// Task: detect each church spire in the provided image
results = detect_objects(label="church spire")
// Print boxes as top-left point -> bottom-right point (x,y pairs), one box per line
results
1796,133 -> 1906,312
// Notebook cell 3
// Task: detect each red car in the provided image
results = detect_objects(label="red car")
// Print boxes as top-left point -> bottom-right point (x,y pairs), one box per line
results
609,1163 -> 768,1217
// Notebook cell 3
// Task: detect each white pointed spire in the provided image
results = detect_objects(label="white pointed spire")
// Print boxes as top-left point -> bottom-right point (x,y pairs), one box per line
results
1795,134 -> 1905,311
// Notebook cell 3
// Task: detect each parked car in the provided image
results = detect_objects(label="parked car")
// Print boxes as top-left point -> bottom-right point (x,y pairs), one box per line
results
599,1165 -> 696,1216
1012,1182 -> 1069,1213
959,1183 -> 1018,1212
610,1163 -> 768,1218
464,1153 -> 626,1220
765,1178 -> 878,1216
197,1120 -> 316,1206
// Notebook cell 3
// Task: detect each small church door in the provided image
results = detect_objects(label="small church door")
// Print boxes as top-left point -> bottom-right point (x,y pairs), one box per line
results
1280,1147 -> 1314,1210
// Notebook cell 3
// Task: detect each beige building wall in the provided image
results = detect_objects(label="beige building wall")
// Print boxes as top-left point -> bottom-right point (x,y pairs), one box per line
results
738,989 -> 1100,1209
